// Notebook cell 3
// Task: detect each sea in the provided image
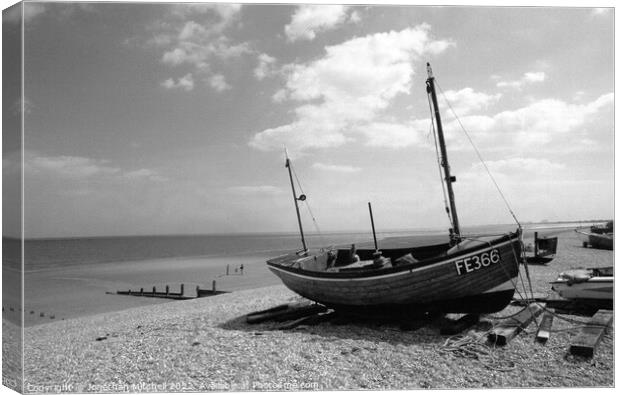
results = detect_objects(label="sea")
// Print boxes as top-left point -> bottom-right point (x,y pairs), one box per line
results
5,221 -> 590,272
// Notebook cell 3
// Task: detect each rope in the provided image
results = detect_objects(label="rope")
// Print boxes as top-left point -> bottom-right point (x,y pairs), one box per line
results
435,80 -> 521,229
440,332 -> 517,372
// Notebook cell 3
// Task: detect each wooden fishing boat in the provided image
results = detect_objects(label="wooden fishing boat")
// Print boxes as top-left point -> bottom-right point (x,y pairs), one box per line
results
576,221 -> 613,250
267,63 -> 522,316
551,267 -> 613,310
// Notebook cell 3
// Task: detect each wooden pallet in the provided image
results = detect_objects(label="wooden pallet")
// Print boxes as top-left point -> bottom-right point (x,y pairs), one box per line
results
569,309 -> 613,357
487,304 -> 544,346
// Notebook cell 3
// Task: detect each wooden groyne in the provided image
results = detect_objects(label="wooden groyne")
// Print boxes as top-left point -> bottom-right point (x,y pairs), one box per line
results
113,282 -> 226,300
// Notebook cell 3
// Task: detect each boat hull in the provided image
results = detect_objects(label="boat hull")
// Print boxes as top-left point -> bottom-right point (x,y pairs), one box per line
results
575,228 -> 613,250
588,233 -> 613,250
551,279 -> 613,300
268,234 -> 521,315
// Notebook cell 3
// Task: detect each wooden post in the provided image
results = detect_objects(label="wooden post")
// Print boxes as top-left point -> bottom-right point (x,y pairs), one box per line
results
196,285 -> 200,297
488,304 -> 543,345
226,264 -> 230,276
180,283 -> 184,296
212,280 -> 217,293
534,232 -> 539,257
535,311 -> 554,343
165,285 -> 169,296
569,310 -> 613,357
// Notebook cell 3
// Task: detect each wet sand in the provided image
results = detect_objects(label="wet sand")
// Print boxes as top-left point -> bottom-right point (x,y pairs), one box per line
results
14,252 -> 281,326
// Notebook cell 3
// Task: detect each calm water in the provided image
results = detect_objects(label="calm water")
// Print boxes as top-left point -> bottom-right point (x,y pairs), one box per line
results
5,222 -> 586,271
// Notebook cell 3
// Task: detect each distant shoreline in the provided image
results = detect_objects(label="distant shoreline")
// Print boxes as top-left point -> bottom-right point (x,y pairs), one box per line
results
10,219 -> 609,241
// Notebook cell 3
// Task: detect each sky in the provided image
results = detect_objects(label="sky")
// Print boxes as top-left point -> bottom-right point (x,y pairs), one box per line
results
2,1 -> 615,238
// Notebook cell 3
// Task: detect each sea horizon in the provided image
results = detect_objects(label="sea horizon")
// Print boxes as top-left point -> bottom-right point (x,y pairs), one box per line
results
6,218 -> 609,241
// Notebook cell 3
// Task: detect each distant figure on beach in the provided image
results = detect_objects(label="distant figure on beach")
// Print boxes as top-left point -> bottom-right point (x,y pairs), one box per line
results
240,264 -> 244,274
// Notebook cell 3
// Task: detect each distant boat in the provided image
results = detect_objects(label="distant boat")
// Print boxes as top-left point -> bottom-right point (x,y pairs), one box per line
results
524,232 -> 558,265
575,220 -> 613,250
266,63 -> 522,316
551,267 -> 613,309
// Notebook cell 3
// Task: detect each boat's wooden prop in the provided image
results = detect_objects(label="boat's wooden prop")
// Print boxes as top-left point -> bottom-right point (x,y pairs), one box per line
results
487,304 -> 544,346
535,311 -> 554,343
569,309 -> 613,357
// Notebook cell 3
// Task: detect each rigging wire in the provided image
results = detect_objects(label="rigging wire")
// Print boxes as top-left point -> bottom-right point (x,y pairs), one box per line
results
435,80 -> 521,230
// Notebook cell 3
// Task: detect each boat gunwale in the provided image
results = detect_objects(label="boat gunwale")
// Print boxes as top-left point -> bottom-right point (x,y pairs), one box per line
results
267,231 -> 520,280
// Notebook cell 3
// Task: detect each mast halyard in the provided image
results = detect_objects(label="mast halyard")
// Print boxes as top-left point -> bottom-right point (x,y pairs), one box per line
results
425,62 -> 461,242
284,151 -> 308,254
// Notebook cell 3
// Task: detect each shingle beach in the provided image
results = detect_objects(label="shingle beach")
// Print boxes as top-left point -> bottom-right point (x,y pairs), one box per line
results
19,230 -> 614,391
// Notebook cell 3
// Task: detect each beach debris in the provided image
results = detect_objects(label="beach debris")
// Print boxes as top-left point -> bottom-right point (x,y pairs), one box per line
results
535,311 -> 554,343
569,309 -> 613,358
95,336 -> 108,341
487,303 -> 544,346
440,314 -> 480,335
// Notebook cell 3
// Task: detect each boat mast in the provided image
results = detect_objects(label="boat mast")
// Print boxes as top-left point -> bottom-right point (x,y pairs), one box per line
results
285,152 -> 308,253
426,62 -> 461,241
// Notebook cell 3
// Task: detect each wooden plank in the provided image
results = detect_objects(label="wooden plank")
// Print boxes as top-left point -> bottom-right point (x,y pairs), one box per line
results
440,314 -> 480,335
246,304 -> 290,321
277,311 -> 335,330
488,304 -> 544,346
246,303 -> 326,324
535,311 -> 555,343
569,310 -> 613,357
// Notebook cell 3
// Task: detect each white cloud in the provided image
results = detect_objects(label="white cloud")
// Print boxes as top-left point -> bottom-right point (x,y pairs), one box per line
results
523,72 -> 546,83
467,158 -> 565,177
250,25 -> 454,151
312,163 -> 362,173
354,121 -> 425,149
161,73 -> 195,91
496,71 -> 546,89
441,88 -> 501,116
443,93 -> 613,152
123,169 -> 168,182
208,74 -> 231,92
285,5 -> 354,42
254,53 -> 277,80
147,4 -> 246,92
27,155 -> 120,179
25,153 -> 166,182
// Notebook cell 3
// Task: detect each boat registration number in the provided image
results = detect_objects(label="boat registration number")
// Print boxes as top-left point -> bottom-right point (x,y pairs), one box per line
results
455,249 -> 501,275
